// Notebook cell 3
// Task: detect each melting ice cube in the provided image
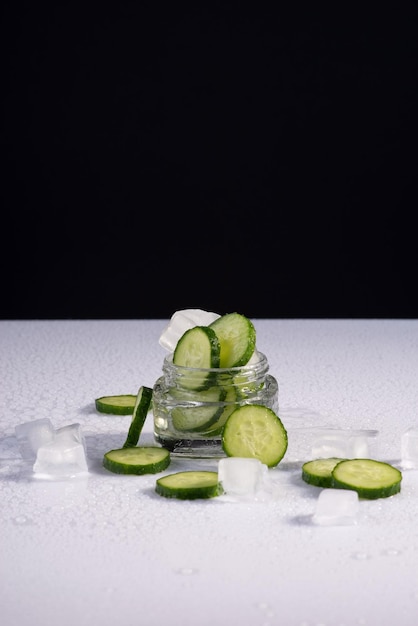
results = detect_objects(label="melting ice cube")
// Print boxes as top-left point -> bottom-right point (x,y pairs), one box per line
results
311,429 -> 379,459
286,427 -> 379,462
218,457 -> 267,497
15,418 -> 89,477
33,422 -> 88,478
312,489 -> 359,526
401,427 -> 418,469
15,418 -> 55,460
55,423 -> 86,449
33,438 -> 88,478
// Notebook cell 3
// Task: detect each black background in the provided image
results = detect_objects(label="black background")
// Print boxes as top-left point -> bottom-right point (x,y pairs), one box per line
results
2,3 -> 417,319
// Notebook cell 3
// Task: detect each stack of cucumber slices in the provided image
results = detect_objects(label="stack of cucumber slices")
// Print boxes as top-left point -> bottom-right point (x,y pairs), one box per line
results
167,312 -> 260,436
172,311 -> 257,372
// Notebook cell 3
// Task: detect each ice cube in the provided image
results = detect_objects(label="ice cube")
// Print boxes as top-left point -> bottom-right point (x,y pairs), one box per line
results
401,427 -> 418,469
247,349 -> 261,365
55,422 -> 86,449
286,427 -> 379,462
33,423 -> 88,478
218,457 -> 267,496
312,488 -> 359,526
159,309 -> 220,351
312,429 -> 379,459
15,418 -> 55,460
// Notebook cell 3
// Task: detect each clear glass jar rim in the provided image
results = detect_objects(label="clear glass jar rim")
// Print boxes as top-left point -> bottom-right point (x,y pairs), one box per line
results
162,351 -> 268,373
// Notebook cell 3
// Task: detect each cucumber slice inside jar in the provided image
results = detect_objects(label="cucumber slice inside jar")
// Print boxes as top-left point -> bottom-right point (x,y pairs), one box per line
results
171,386 -> 227,432
209,312 -> 256,367
173,326 -> 220,390
202,386 -> 239,436
331,459 -> 402,499
170,385 -> 240,436
222,404 -> 288,468
155,470 -> 220,499
302,457 -> 346,488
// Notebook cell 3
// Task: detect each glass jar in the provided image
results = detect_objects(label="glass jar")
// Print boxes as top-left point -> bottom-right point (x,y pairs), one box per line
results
153,352 -> 279,457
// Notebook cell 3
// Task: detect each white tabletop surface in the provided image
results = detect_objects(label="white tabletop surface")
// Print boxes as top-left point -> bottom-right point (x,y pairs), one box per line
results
1,318 -> 418,626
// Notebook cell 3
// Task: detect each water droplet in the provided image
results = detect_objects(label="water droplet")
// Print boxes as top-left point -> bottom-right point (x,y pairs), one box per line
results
13,515 -> 32,525
176,567 -> 198,576
382,548 -> 401,556
351,551 -> 370,561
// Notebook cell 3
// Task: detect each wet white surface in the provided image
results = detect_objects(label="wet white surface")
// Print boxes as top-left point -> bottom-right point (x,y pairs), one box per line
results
1,319 -> 418,626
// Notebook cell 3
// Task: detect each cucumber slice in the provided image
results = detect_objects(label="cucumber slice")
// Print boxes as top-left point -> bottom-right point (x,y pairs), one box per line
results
171,386 -> 237,436
155,470 -> 220,499
123,386 -> 153,448
103,446 -> 171,475
302,457 -> 345,488
173,326 -> 220,390
332,459 -> 402,499
202,386 -> 239,436
95,394 -> 137,415
209,312 -> 256,367
222,404 -> 288,468
171,386 -> 226,432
